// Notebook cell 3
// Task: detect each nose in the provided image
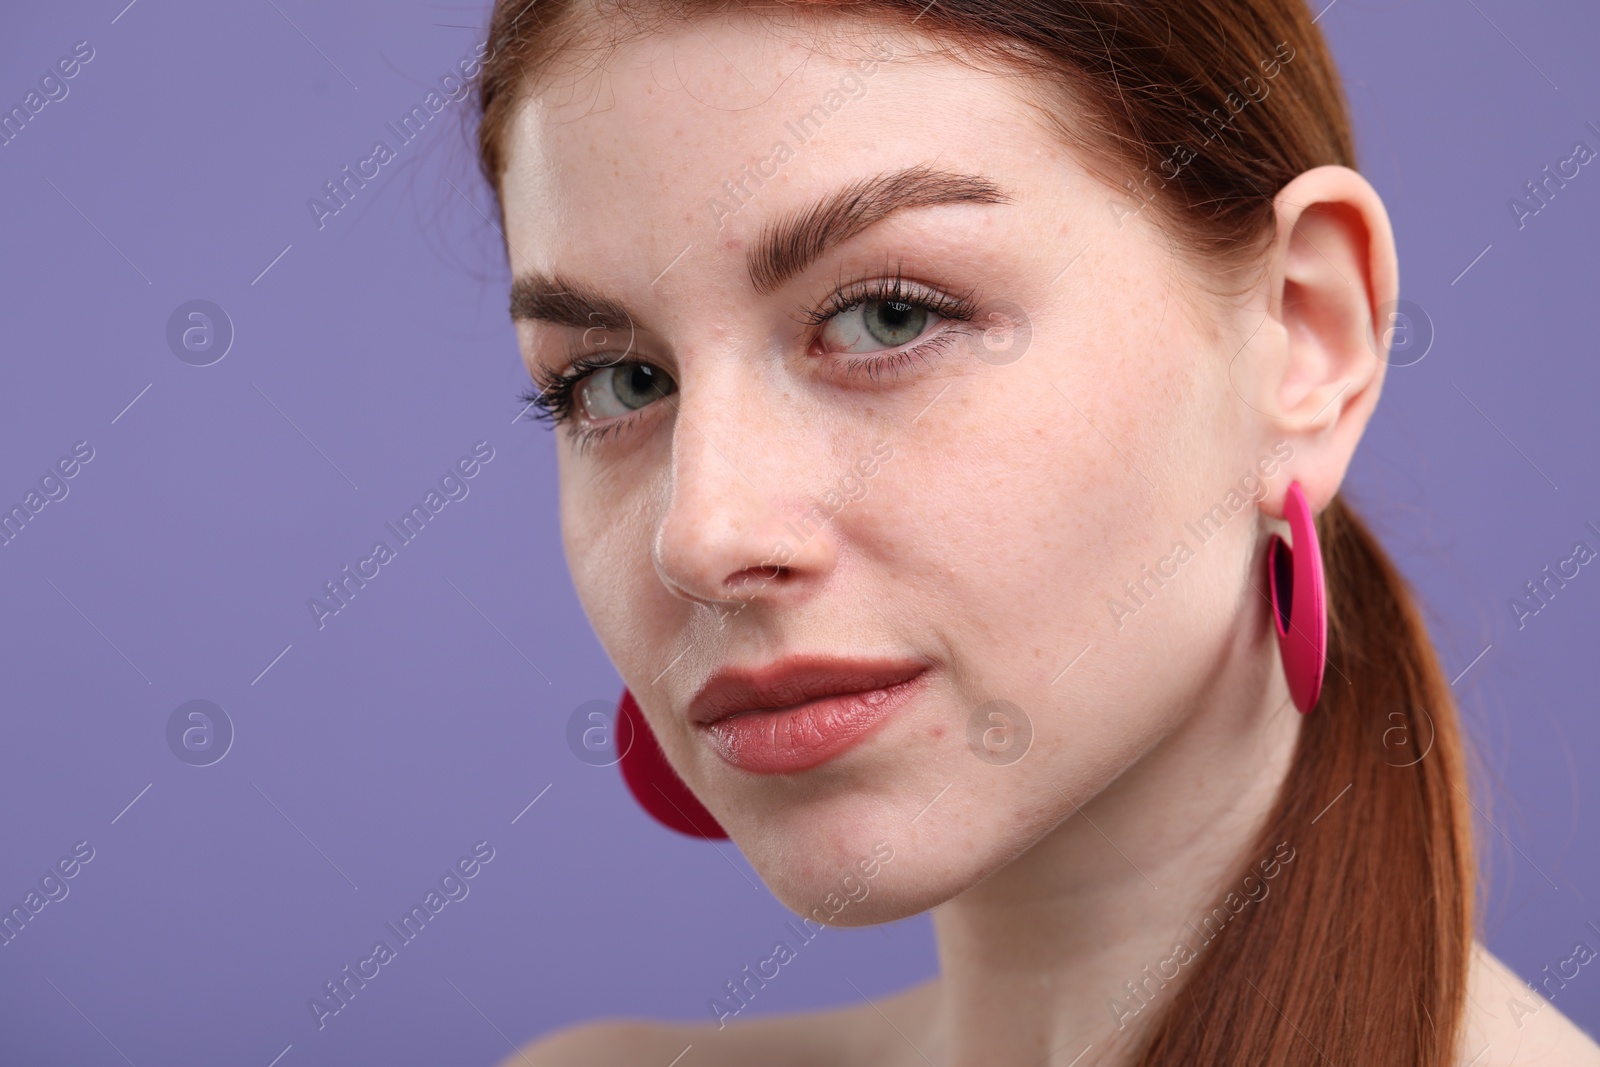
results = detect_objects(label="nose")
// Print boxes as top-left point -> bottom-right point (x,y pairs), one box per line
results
651,388 -> 839,616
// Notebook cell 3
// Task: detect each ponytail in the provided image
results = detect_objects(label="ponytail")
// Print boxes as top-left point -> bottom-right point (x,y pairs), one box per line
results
1129,496 -> 1476,1066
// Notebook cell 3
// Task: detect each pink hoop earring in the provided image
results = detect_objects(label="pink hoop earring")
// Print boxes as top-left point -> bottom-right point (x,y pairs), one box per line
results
616,688 -> 729,839
1267,480 -> 1327,715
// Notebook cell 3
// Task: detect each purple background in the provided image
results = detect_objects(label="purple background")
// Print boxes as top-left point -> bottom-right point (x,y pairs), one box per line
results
1,0 -> 1596,1062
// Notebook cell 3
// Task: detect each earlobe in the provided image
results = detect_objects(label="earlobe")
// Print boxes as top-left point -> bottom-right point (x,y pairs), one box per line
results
1254,165 -> 1398,514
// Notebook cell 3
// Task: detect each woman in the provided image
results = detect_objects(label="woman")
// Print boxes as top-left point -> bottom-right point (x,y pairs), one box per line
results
474,0 -> 1600,1063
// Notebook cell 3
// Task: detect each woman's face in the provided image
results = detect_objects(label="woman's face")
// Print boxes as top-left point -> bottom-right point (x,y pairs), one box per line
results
501,12 -> 1299,920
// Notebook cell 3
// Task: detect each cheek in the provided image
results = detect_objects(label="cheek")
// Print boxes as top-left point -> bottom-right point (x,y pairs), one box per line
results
841,311 -> 1238,790
837,364 -> 1161,770
857,348 -> 1171,684
558,460 -> 663,665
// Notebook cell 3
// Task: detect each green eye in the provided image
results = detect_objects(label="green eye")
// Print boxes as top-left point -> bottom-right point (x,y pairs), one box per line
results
577,361 -> 677,419
823,298 -> 936,353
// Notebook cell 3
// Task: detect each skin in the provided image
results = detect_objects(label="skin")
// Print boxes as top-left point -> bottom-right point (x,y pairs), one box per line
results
493,9 -> 1600,1066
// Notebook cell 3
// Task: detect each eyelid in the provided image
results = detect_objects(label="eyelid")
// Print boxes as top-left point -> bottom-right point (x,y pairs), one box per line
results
816,330 -> 965,386
577,316 -> 639,360
796,264 -> 981,330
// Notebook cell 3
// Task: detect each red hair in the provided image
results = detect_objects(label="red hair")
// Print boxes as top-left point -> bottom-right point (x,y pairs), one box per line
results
472,3 -> 1477,1062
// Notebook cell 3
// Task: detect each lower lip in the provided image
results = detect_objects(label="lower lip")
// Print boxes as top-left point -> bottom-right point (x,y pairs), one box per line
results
700,671 -> 929,774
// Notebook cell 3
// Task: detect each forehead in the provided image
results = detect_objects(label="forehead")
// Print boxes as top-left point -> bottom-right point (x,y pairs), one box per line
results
497,11 -> 1083,285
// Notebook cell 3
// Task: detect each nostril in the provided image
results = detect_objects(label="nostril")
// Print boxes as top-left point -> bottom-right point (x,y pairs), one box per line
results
729,564 -> 788,593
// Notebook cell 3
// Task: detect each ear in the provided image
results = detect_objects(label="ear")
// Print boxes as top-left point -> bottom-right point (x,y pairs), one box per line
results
1238,164 -> 1398,518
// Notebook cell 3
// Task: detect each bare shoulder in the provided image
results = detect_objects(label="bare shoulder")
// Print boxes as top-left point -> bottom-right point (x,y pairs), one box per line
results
495,978 -> 938,1067
494,1017 -> 702,1067
1457,940 -> 1600,1066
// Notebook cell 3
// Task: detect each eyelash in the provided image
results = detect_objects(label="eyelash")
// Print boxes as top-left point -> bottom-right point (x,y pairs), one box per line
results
516,269 -> 981,450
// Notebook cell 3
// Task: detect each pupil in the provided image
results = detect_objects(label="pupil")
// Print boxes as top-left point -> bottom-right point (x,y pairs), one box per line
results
867,299 -> 926,346
617,363 -> 672,409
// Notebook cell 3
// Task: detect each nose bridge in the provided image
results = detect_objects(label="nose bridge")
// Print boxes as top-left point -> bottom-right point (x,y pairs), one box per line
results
651,362 -> 835,609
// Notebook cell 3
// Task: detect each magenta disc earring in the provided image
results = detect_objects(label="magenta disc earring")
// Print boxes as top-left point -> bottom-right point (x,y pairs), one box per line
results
1267,480 -> 1327,715
615,687 -> 729,839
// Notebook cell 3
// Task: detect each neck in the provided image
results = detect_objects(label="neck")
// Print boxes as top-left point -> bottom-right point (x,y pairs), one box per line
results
922,631 -> 1303,1067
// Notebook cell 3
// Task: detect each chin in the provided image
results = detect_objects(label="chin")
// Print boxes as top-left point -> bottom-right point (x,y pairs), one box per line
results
713,772 -> 1009,928
754,841 -> 978,929
678,668 -> 1080,925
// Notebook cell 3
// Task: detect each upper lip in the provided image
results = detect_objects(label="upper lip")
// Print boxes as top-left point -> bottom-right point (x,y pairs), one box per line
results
688,655 -> 930,726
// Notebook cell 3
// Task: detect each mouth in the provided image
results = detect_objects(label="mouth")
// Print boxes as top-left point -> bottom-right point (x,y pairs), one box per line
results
689,656 -> 931,774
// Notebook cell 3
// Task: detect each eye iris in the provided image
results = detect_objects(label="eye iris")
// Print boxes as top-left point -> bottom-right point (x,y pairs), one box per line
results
865,299 -> 927,347
611,362 -> 674,410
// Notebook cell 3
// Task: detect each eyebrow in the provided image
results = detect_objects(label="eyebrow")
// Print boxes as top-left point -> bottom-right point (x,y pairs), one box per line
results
748,163 -> 1012,294
508,162 -> 1012,329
